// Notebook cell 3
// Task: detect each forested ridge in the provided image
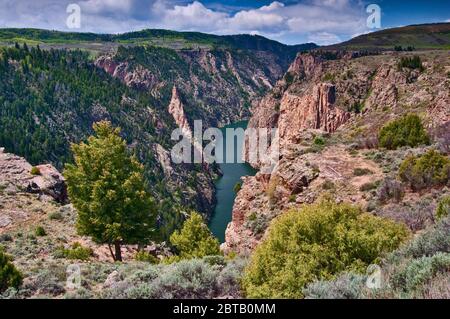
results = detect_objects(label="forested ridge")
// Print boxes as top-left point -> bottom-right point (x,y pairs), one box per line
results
0,44 -> 199,238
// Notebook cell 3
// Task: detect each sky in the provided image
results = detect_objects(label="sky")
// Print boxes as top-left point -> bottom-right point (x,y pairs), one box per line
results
0,0 -> 449,45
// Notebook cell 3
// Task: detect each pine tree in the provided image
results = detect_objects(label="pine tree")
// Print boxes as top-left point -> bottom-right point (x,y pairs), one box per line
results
64,121 -> 158,261
170,212 -> 221,259
0,247 -> 23,293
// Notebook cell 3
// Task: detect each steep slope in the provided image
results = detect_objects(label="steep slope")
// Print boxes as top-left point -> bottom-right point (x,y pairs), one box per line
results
0,45 -> 210,239
223,49 -> 450,254
0,28 -> 317,62
328,23 -> 450,50
95,45 -> 284,126
0,31 -> 316,237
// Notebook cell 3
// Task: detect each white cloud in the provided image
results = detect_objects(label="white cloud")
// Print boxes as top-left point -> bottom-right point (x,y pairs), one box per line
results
308,32 -> 341,45
0,0 -> 370,44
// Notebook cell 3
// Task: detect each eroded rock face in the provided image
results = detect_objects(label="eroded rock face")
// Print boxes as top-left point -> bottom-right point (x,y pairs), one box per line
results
168,86 -> 192,137
278,84 -> 350,147
0,148 -> 67,203
224,50 -> 450,254
95,56 -> 158,90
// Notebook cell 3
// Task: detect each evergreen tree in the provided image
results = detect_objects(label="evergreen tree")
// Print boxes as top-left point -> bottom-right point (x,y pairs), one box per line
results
170,212 -> 221,259
64,121 -> 157,261
0,247 -> 23,293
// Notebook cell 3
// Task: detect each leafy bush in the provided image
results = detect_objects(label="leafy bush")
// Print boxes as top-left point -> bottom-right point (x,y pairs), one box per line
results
436,196 -> 450,220
378,114 -> 430,150
353,168 -> 373,176
391,253 -> 450,293
233,182 -> 241,193
48,211 -> 63,221
102,258 -> 246,299
322,180 -> 335,190
302,215 -> 450,299
359,182 -> 378,192
35,226 -> 47,237
135,251 -> 159,264
169,212 -> 221,260
377,178 -> 405,203
242,200 -> 410,298
313,136 -> 325,146
0,247 -> 23,293
54,242 -> 93,261
303,273 -> 367,299
378,197 -> 436,232
30,166 -> 41,175
398,56 -> 424,71
0,234 -> 13,242
399,150 -> 450,191
245,212 -> 269,236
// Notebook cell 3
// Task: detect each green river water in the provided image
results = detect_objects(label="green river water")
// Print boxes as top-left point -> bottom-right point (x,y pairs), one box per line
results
208,121 -> 257,243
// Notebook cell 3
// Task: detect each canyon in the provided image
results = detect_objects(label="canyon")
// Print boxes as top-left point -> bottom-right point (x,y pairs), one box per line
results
223,49 -> 450,254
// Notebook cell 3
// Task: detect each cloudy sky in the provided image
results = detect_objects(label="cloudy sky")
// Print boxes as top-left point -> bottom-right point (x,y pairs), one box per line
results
0,0 -> 449,45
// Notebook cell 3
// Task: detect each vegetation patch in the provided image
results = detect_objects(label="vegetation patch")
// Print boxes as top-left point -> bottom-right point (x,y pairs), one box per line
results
398,56 -> 424,71
436,195 -> 450,220
378,114 -> 430,150
353,168 -> 373,176
169,212 -> 221,261
30,166 -> 41,176
242,200 -> 410,298
0,246 -> 23,293
54,242 -> 93,261
399,149 -> 450,191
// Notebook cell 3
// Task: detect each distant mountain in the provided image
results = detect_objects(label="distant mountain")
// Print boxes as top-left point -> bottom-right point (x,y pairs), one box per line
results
328,23 -> 450,50
0,28 -> 317,64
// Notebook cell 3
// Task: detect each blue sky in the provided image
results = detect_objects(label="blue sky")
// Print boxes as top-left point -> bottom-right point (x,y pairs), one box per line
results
0,0 -> 449,45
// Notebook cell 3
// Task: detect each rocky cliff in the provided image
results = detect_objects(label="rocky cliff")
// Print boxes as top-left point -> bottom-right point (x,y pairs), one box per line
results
0,148 -> 66,231
224,49 -> 450,254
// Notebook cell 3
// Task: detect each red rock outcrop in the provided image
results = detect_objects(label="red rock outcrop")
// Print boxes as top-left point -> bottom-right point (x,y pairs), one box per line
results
95,56 -> 158,90
0,147 -> 67,203
278,83 -> 350,147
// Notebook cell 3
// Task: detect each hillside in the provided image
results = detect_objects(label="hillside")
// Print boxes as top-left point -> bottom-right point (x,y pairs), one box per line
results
328,23 -> 450,50
0,30 -> 316,239
0,28 -> 317,62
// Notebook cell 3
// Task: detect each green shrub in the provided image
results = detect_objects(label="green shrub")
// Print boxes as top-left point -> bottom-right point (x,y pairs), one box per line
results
353,168 -> 373,176
30,166 -> 41,175
399,150 -> 450,191
322,72 -> 335,82
233,182 -> 242,193
348,101 -> 364,114
359,182 -> 378,192
35,226 -> 47,237
242,200 -> 410,298
48,211 -> 64,221
169,212 -> 221,259
135,251 -> 159,264
436,196 -> 450,220
322,180 -> 335,190
0,247 -> 23,293
391,253 -> 450,292
377,178 -> 405,203
313,136 -> 325,146
398,56 -> 424,71
55,242 -> 93,261
378,114 -> 430,150
303,273 -> 367,299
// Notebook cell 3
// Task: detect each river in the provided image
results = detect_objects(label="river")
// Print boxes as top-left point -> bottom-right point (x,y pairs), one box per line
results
208,121 -> 257,243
